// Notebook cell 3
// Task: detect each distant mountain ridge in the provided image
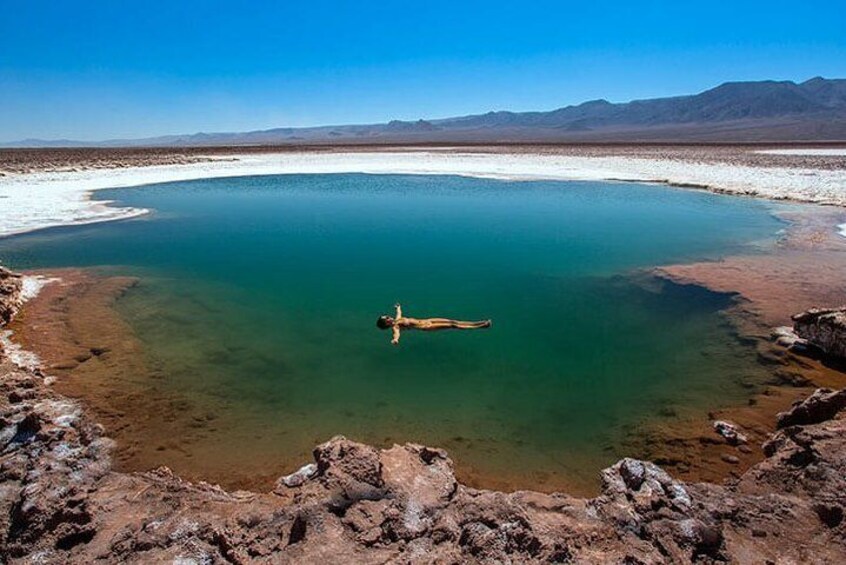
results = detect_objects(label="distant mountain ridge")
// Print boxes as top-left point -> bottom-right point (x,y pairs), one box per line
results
5,77 -> 846,147
438,77 -> 846,128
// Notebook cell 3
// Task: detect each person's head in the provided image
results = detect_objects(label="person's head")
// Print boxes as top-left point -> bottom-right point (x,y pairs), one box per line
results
376,315 -> 394,329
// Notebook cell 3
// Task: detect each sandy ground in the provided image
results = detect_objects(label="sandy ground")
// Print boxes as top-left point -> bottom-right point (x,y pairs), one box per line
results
1,145 -> 845,238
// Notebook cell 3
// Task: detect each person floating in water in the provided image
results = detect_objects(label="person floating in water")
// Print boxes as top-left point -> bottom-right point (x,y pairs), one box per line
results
377,303 -> 492,345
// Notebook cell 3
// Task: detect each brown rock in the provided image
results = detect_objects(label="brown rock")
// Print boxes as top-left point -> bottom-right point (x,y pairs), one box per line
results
713,420 -> 749,445
0,266 -> 23,326
792,306 -> 846,360
776,387 -> 846,429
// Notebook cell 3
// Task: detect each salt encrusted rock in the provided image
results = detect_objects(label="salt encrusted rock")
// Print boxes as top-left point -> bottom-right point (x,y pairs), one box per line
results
276,463 -> 318,489
772,325 -> 807,348
713,420 -> 749,445
792,307 -> 846,360
776,387 -> 846,429
0,266 -> 23,326
0,370 -> 112,557
589,458 -> 733,562
314,435 -> 384,489
598,457 -> 693,513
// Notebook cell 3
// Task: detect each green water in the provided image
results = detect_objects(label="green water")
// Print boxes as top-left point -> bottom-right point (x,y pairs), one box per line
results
0,174 -> 787,491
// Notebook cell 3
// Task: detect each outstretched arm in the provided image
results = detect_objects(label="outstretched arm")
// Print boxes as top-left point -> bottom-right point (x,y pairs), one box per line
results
395,303 -> 403,319
391,326 -> 401,345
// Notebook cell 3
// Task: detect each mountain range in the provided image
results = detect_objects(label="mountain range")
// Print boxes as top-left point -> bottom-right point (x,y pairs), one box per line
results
5,77 -> 846,147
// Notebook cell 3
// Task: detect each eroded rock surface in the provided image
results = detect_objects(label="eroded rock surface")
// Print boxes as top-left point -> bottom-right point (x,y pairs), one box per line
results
793,307 -> 846,360
1,272 -> 846,563
712,420 -> 748,446
0,266 -> 22,326
776,387 -> 846,429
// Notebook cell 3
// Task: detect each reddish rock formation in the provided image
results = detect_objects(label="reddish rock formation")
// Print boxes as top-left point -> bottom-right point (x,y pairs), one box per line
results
776,387 -> 846,429
793,307 -> 846,361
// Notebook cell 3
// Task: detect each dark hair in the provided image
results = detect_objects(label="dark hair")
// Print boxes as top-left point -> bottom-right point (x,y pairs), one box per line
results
376,316 -> 393,329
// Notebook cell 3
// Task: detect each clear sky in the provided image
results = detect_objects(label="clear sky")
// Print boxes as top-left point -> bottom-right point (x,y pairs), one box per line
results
1,0 -> 845,141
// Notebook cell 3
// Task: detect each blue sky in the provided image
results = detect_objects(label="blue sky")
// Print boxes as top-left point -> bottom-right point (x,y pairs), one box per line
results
1,0 -> 845,141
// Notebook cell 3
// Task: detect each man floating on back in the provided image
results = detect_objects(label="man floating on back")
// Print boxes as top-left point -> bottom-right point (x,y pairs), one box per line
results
377,303 -> 492,345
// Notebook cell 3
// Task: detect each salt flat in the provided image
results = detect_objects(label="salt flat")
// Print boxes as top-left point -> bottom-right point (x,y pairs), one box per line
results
756,149 -> 846,156
2,150 -> 846,238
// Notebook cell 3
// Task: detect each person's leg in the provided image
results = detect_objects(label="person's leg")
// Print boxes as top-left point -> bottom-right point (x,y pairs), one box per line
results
424,318 -> 458,330
420,318 -> 492,330
454,319 -> 491,329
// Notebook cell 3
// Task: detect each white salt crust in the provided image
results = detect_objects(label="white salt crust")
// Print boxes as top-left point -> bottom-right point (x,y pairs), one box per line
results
1,151 -> 845,239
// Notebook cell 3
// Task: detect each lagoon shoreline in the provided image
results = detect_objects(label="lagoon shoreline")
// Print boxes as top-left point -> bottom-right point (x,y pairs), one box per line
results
1,145 -> 846,562
2,144 -> 846,239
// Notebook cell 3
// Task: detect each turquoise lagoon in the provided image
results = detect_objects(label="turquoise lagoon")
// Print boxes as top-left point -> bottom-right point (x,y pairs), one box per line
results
0,174 -> 789,492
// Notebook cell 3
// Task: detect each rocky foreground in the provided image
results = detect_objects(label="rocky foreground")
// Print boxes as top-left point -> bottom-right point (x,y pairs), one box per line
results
0,267 -> 24,325
1,270 -> 846,563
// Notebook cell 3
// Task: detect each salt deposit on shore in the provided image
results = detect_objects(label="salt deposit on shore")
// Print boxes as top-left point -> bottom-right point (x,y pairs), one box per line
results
0,274 -> 57,370
2,151 -> 846,238
0,329 -> 41,371
756,148 -> 846,156
20,275 -> 60,301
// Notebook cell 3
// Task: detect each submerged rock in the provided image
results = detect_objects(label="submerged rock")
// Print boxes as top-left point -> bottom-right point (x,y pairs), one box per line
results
713,419 -> 749,445
793,307 -> 846,360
